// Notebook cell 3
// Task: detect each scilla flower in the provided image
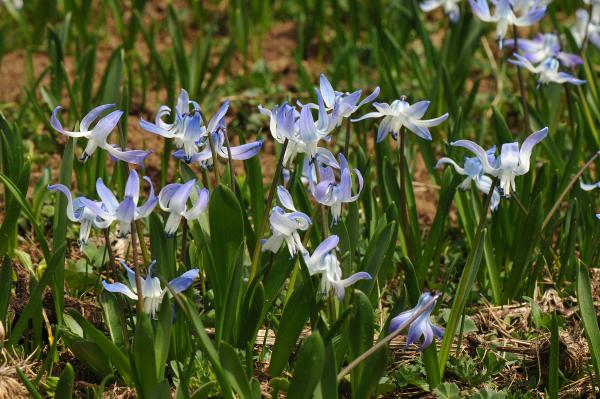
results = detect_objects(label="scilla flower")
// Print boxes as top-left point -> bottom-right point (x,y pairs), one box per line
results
571,9 -> 600,49
469,0 -> 546,45
312,74 -> 380,127
352,97 -> 449,142
302,235 -> 371,300
158,180 -> 209,236
51,105 -> 150,165
173,119 -> 263,169
509,55 -> 586,86
88,170 -> 158,237
451,127 -> 548,196
436,148 -> 501,210
262,186 -> 311,256
102,260 -> 199,318
389,292 -> 443,350
258,103 -> 300,165
48,184 -> 114,247
420,0 -> 462,23
140,89 -> 206,162
311,154 -> 363,224
505,33 -> 583,67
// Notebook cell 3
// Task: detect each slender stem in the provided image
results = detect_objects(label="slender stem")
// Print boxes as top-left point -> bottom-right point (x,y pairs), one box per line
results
337,293 -> 440,382
181,219 -> 188,266
135,220 -> 150,266
511,193 -> 529,216
313,160 -> 329,238
541,151 -> 599,231
344,118 -> 351,157
103,228 -> 117,280
221,126 -> 236,194
201,168 -> 211,189
512,25 -> 531,133
130,222 -> 144,315
249,139 -> 289,281
200,114 -> 221,186
397,129 -> 414,260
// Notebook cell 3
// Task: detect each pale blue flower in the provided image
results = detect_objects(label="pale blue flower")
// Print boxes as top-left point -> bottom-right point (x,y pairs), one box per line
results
310,154 -> 363,224
571,9 -> 600,49
302,235 -> 371,300
47,184 -> 114,247
352,98 -> 448,142
469,0 -> 546,45
262,186 -> 311,256
420,0 -> 462,22
389,292 -> 443,350
580,180 -> 600,219
436,147 -> 501,210
51,105 -> 150,166
84,170 -> 158,237
451,127 -> 548,196
504,33 -> 582,67
102,260 -> 199,318
140,89 -> 205,162
158,180 -> 209,236
311,74 -> 380,127
509,55 -> 586,86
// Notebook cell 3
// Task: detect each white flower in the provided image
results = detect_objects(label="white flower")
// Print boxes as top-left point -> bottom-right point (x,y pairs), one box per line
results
509,55 -> 586,86
158,180 -> 209,236
420,0 -> 462,22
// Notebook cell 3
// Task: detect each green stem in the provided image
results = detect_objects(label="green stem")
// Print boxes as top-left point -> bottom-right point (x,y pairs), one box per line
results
130,221 -> 144,316
512,25 -> 531,133
249,139 -> 289,281
344,118 -> 351,157
397,128 -> 414,260
313,159 -> 329,238
135,220 -> 150,266
221,126 -> 236,194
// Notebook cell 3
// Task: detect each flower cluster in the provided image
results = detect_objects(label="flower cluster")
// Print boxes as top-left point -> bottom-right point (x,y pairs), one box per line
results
571,1 -> 600,49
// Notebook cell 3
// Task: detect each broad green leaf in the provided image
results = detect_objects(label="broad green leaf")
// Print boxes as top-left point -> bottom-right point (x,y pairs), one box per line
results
287,332 -> 325,399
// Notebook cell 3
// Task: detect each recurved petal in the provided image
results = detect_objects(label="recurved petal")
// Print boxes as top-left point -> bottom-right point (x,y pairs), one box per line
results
167,269 -> 199,294
102,281 -> 139,300
277,186 -> 296,211
80,104 -> 116,132
50,106 -> 91,138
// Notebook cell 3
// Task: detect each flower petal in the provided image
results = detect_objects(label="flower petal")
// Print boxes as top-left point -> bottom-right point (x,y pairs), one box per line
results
167,269 -> 199,294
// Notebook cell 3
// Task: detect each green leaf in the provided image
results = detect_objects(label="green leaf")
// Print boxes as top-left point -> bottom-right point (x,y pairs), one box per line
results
0,256 -> 12,322
149,380 -> 172,399
434,382 -> 460,399
270,282 -> 311,376
577,264 -> 600,385
287,332 -> 325,399
55,363 -> 74,399
348,290 -> 374,397
134,312 -> 158,396
155,297 -> 173,380
16,367 -> 43,399
99,291 -> 125,349
219,342 -> 255,399
356,221 -> 395,296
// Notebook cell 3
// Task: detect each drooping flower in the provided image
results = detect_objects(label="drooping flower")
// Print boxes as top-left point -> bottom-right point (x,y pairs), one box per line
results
262,186 -> 311,256
420,0 -> 462,22
311,154 -> 363,224
451,127 -> 548,196
140,89 -> 205,162
436,147 -> 501,210
509,55 -> 586,86
47,184 -> 114,247
352,97 -> 449,142
51,105 -> 151,166
258,102 -> 299,165
469,0 -> 546,45
86,170 -> 158,237
172,121 -> 263,169
102,260 -> 199,318
302,235 -> 371,300
504,33 -> 583,67
158,180 -> 209,236
570,8 -> 600,49
312,74 -> 380,127
389,292 -> 443,350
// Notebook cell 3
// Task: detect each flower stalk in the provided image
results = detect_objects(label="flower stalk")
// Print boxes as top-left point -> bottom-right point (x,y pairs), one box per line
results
130,221 -> 145,315
512,24 -> 531,133
249,139 -> 289,281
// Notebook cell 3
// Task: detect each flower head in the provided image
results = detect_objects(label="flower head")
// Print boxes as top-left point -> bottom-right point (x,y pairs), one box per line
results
312,74 -> 380,127
571,9 -> 600,49
262,186 -> 311,256
302,235 -> 371,300
509,54 -> 586,86
51,105 -> 151,165
420,0 -> 462,22
389,292 -> 443,350
48,184 -> 114,247
102,260 -> 199,318
353,98 -> 448,142
436,147 -> 501,210
310,154 -> 363,224
504,33 -> 583,67
158,180 -> 209,236
451,127 -> 548,196
469,0 -> 546,45
85,170 -> 158,237
140,89 -> 206,162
